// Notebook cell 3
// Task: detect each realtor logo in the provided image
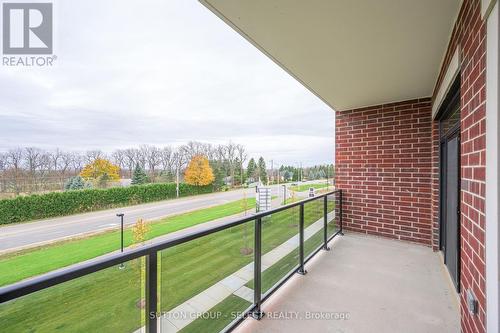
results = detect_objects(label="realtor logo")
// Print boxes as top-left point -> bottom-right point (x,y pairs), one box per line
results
2,3 -> 53,54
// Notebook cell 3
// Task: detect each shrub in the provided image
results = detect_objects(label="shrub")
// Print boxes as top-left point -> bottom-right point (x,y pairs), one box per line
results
64,176 -> 92,191
0,183 -> 212,225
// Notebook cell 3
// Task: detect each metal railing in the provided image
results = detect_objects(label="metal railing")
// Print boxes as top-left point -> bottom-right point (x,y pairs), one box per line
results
0,189 -> 343,333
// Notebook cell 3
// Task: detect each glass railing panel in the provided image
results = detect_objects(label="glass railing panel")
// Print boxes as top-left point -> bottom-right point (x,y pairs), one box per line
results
248,206 -> 300,296
327,192 -> 339,239
0,258 -> 144,333
159,222 -> 255,333
303,198 -> 325,259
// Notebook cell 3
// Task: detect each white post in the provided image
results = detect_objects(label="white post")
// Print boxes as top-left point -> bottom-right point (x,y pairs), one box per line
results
176,165 -> 180,198
486,2 -> 499,331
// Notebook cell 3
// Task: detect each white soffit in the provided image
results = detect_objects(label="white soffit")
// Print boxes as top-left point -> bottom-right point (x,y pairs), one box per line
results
432,48 -> 460,118
200,0 -> 461,111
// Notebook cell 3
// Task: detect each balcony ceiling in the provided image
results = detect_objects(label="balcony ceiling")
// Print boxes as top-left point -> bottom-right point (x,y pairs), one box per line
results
199,0 -> 461,111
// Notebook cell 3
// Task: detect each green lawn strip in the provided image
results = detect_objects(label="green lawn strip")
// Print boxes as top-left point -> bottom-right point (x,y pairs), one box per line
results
0,200 -> 324,333
178,295 -> 251,333
0,198 -> 256,287
289,183 -> 329,192
0,258 -> 144,333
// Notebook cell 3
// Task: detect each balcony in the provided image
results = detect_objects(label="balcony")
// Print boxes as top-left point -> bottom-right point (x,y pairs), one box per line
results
235,233 -> 460,333
0,190 -> 460,333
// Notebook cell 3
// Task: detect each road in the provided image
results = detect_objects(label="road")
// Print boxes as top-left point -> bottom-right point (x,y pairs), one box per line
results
0,181 -> 327,253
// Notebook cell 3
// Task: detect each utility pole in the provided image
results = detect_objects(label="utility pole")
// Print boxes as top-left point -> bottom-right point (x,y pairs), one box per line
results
270,160 -> 274,184
176,165 -> 180,198
282,184 -> 286,205
326,164 -> 329,189
299,162 -> 302,182
277,167 -> 280,187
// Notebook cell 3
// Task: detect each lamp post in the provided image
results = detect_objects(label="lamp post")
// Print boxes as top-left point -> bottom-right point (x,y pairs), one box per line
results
116,213 -> 125,269
282,184 -> 286,205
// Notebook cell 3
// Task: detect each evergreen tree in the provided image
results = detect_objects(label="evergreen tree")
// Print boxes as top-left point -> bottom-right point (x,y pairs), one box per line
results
64,176 -> 86,191
97,172 -> 111,188
246,158 -> 257,182
131,163 -> 149,185
210,160 -> 225,190
257,157 -> 268,184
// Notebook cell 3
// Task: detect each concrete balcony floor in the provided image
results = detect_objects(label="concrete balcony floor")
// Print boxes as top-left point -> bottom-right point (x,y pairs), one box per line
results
235,233 -> 460,333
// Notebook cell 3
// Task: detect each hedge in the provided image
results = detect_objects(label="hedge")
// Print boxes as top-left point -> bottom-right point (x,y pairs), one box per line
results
0,183 -> 213,225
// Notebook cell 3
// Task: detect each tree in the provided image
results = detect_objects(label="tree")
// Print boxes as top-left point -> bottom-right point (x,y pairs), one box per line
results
258,157 -> 268,184
246,158 -> 257,182
80,158 -> 120,182
184,155 -> 215,186
132,219 -> 150,245
64,175 -> 90,190
236,144 -> 247,186
210,160 -> 225,190
131,163 -> 149,185
84,150 -> 104,164
124,148 -> 137,178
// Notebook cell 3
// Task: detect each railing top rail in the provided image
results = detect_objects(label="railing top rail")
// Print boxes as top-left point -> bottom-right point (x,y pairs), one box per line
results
0,189 -> 341,303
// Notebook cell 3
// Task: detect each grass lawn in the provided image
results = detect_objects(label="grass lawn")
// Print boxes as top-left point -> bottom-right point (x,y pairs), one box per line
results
0,197 -> 256,287
289,182 -> 330,192
179,295 -> 251,333
0,199 -> 333,333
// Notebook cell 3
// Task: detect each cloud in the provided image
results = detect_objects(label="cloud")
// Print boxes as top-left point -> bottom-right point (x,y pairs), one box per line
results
0,0 -> 334,165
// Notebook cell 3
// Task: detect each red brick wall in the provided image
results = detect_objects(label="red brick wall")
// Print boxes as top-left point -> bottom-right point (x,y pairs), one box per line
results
430,121 -> 440,251
335,98 -> 433,246
433,0 -> 487,332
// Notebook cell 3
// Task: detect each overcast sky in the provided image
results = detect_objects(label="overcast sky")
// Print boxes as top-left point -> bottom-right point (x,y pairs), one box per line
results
0,0 -> 334,166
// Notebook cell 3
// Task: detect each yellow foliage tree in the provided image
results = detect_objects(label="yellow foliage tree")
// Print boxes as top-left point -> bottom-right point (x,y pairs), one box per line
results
80,158 -> 120,181
132,218 -> 150,245
184,155 -> 215,186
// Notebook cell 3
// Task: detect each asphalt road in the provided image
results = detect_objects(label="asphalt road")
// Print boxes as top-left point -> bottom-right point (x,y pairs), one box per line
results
0,182 -> 326,253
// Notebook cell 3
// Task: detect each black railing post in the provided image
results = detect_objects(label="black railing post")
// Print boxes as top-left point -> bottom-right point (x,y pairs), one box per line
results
297,203 -> 307,275
339,190 -> 344,235
323,196 -> 330,251
252,217 -> 264,319
146,252 -> 158,333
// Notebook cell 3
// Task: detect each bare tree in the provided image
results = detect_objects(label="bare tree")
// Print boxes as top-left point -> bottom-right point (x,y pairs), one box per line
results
38,151 -> 53,191
5,148 -> 23,194
71,153 -> 84,173
112,149 -> 126,176
181,141 -> 213,161
0,141 -> 251,195
160,147 -> 174,172
226,142 -> 238,187
0,152 -> 6,192
145,145 -> 161,179
172,149 -> 188,197
236,144 -> 247,185
136,146 -> 148,169
0,153 -> 6,172
50,148 -> 63,172
85,150 -> 104,164
124,148 -> 137,178
24,147 -> 43,192
59,151 -> 74,177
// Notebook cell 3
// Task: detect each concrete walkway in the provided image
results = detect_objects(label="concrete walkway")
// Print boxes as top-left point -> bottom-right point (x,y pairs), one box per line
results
155,214 -> 331,332
235,233 -> 460,333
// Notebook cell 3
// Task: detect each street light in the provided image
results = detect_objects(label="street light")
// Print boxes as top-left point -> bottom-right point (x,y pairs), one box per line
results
116,213 -> 125,269
282,184 -> 287,205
